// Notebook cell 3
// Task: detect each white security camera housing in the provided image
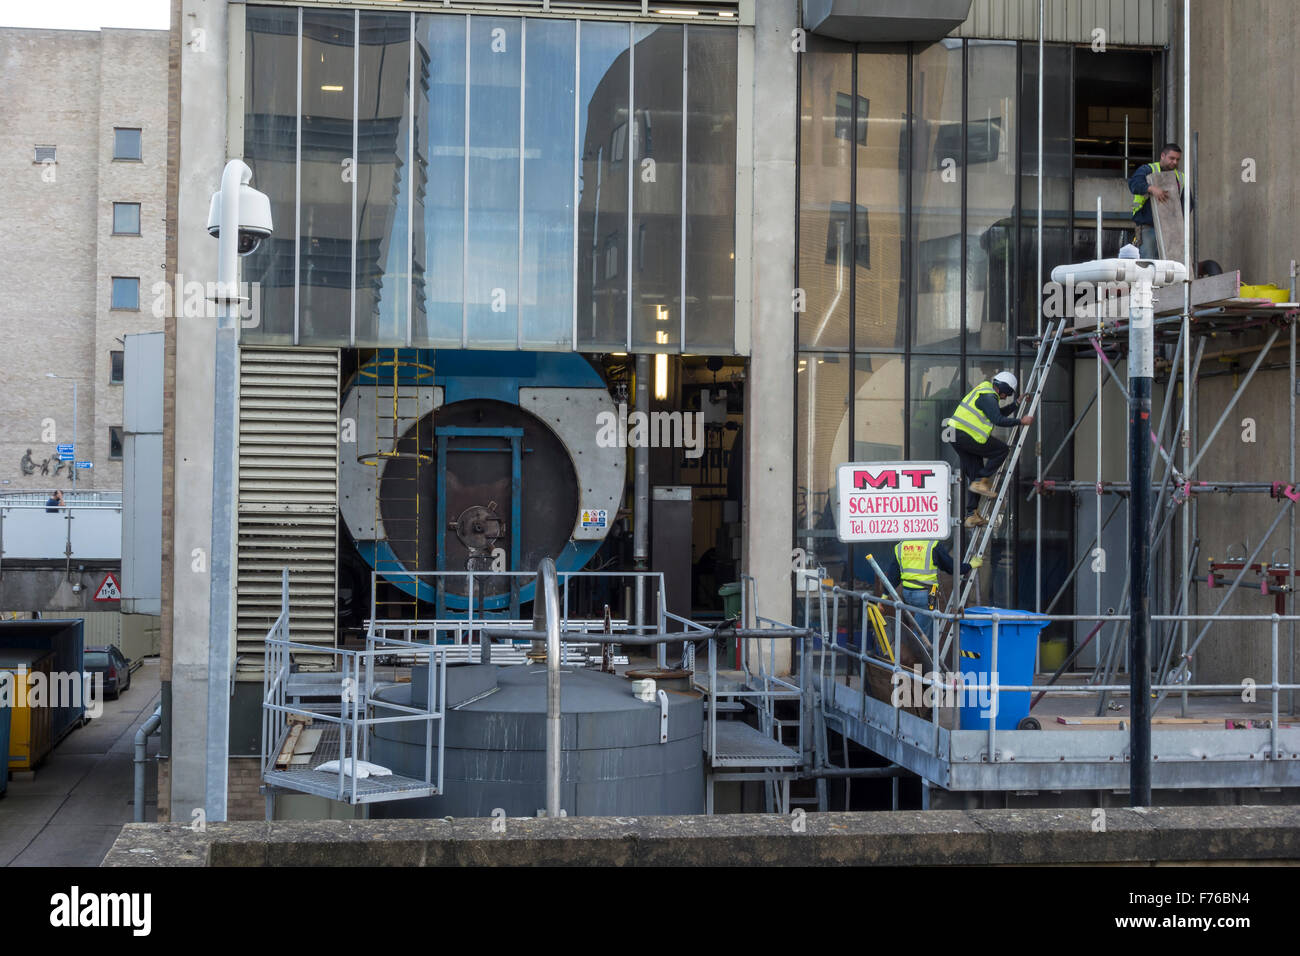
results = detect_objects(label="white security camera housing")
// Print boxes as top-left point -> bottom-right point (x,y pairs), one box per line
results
207,182 -> 273,256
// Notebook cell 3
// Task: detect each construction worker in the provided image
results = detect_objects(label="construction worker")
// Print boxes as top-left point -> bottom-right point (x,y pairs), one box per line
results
1128,143 -> 1185,260
944,371 -> 1033,528
894,540 -> 978,611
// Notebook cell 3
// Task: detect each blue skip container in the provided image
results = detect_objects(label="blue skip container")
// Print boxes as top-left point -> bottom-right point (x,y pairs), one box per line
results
958,607 -> 1048,730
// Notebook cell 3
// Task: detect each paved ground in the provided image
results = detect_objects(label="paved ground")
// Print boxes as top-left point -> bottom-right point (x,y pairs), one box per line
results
0,658 -> 160,866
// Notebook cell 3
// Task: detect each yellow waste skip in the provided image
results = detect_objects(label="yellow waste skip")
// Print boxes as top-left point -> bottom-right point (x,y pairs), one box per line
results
0,648 -> 55,770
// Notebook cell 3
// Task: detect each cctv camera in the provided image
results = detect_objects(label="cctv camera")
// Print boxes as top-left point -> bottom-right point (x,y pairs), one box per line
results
207,182 -> 274,257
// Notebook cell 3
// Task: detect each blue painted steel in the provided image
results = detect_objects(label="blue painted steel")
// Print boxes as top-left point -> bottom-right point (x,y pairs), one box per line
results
349,349 -> 608,613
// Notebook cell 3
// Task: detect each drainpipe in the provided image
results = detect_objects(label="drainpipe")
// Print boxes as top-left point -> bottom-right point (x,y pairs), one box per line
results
539,557 -> 562,818
134,705 -> 162,823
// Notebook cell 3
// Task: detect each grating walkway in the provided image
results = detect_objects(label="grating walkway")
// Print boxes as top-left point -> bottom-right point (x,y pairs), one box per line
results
710,720 -> 801,767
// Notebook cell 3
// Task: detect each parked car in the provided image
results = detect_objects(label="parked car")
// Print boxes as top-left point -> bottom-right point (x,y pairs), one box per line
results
85,645 -> 131,700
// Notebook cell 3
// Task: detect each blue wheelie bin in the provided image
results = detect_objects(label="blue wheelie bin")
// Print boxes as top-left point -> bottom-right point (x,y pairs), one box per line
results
958,607 -> 1048,730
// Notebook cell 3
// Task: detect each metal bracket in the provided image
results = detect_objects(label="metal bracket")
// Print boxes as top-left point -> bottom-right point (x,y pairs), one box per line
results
658,689 -> 668,744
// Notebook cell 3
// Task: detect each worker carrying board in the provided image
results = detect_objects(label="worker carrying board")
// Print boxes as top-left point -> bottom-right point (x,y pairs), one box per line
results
942,371 -> 1032,529
1128,142 -> 1186,260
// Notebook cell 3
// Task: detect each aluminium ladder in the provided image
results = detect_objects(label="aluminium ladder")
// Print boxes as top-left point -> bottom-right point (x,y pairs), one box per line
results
940,317 -> 1067,648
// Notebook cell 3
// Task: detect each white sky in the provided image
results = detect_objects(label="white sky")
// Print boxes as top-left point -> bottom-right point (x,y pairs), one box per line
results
0,0 -> 169,31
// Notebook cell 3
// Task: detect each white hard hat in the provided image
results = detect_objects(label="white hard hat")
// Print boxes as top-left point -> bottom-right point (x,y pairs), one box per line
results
992,371 -> 1018,392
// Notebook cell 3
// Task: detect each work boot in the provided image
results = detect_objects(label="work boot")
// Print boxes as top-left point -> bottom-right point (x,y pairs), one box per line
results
969,477 -> 996,498
964,512 -> 988,529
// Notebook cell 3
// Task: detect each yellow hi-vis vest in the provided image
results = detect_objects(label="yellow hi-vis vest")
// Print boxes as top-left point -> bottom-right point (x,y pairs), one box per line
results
1131,162 -> 1185,217
896,540 -> 938,590
945,381 -> 998,444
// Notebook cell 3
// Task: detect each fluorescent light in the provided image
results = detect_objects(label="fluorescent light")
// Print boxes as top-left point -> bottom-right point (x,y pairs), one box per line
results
611,351 -> 628,356
655,304 -> 669,322
718,10 -> 735,16
656,330 -> 669,345
320,84 -> 344,92
654,353 -> 669,400
657,9 -> 699,16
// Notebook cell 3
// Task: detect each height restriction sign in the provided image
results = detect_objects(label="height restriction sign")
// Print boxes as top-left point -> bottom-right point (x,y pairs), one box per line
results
836,461 -> 951,542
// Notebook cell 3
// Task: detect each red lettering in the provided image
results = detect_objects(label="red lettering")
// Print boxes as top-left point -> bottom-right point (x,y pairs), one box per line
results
854,469 -> 897,490
899,468 -> 934,489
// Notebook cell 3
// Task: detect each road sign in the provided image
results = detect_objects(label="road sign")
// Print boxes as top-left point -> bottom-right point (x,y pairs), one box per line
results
93,572 -> 121,602
75,461 -> 93,470
57,443 -> 74,461
836,460 -> 951,542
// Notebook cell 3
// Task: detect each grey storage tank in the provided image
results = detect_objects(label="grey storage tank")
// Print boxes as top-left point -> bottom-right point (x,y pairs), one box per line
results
370,663 -> 704,818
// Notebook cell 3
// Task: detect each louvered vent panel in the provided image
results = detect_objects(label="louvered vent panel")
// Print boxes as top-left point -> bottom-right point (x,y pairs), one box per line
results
236,348 -> 340,678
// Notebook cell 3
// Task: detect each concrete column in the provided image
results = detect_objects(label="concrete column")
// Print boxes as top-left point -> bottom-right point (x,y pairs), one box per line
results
743,1 -> 798,672
168,0 -> 228,822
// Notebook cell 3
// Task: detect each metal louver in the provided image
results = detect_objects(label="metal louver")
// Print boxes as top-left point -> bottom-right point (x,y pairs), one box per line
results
236,348 -> 340,677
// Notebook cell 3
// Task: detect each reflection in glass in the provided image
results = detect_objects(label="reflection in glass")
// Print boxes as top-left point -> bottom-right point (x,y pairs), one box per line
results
299,10 -> 355,343
413,13 -> 465,347
853,47 -> 906,351
630,24 -> 682,352
466,17 -> 520,347
522,18 -> 576,348
965,40 -> 1016,353
797,37 -> 852,351
684,25 -> 737,352
576,21 -> 630,350
910,40 -> 962,350
243,6 -> 298,343
1019,44 -> 1071,337
796,353 -> 850,581
355,12 -> 411,346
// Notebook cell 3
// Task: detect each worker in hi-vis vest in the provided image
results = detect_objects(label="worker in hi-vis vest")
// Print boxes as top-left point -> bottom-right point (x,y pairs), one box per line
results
894,539 -> 978,615
1128,143 -> 1185,260
943,371 -> 1033,529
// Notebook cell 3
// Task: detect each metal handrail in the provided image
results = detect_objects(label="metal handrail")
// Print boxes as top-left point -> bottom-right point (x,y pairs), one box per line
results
807,581 -> 1300,765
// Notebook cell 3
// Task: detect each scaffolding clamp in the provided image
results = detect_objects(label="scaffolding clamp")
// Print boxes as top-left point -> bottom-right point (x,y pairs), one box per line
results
1270,481 -> 1299,502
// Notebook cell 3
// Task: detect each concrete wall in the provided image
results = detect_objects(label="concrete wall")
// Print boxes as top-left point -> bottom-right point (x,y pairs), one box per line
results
742,0 -> 798,671
1181,0 -> 1300,694
167,0 -> 230,823
0,28 -> 167,494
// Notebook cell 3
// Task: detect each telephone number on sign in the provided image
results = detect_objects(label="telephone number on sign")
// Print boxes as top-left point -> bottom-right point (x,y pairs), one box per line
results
848,517 -> 942,536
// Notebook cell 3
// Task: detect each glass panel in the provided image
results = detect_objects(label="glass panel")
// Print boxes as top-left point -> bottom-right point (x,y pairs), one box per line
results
111,278 -> 139,310
355,12 -> 411,346
110,351 -> 124,384
299,10 -> 355,344
113,203 -> 140,235
910,40 -> 963,351
413,13 -> 466,347
683,24 -> 736,352
852,353 -> 905,460
630,23 -> 682,352
243,6 -> 298,344
797,36 -> 852,351
465,16 -> 521,347
965,40 -> 1016,353
909,355 -> 960,466
114,128 -> 142,160
576,21 -> 630,351
521,18 -> 577,348
1019,43 -> 1071,338
853,47 -> 907,351
796,352 -> 850,580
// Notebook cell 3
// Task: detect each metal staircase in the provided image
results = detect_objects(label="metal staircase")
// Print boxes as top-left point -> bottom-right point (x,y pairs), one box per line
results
944,318 -> 1067,621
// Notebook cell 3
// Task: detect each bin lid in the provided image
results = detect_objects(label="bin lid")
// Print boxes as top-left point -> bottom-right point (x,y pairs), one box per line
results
965,606 -> 1047,619
718,582 -> 742,596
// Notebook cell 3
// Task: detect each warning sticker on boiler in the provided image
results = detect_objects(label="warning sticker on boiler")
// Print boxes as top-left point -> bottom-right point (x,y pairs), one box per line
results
581,509 -> 607,530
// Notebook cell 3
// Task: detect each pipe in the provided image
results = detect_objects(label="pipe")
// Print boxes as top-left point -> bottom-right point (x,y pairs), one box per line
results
1129,266 -> 1155,806
633,354 -> 649,643
134,705 -> 163,823
539,557 -> 562,818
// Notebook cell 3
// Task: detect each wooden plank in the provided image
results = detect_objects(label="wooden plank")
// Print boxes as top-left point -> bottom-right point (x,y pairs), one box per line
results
288,728 -> 324,766
1147,169 -> 1186,263
1153,271 -> 1241,316
275,714 -> 313,767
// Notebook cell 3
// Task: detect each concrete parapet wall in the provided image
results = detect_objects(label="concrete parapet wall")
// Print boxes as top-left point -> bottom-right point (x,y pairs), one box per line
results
104,806 -> 1300,867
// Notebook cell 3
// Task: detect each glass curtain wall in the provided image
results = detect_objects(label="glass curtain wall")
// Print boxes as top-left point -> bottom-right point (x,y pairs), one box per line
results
242,6 -> 737,353
798,37 -> 1078,608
